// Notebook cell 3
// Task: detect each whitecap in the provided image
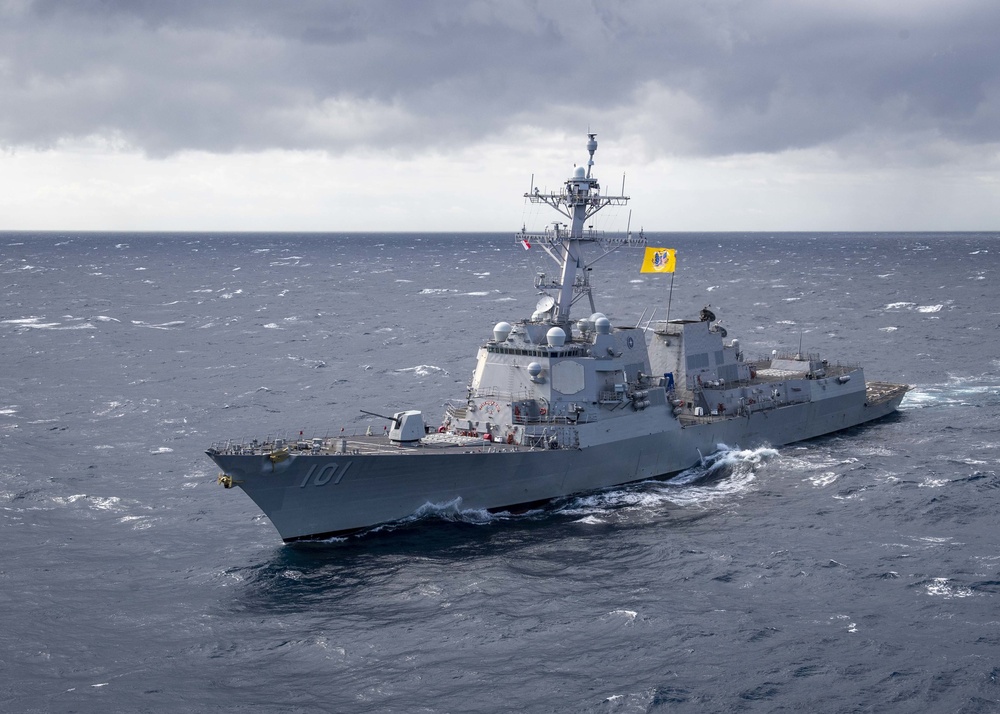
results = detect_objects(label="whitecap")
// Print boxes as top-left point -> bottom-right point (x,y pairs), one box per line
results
807,471 -> 839,487
395,365 -> 449,377
879,326 -> 898,332
463,291 -> 490,297
884,302 -> 916,310
418,288 -> 457,295
917,304 -> 943,313
925,578 -> 975,599
94,401 -> 126,417
150,447 -> 173,455
131,320 -> 185,330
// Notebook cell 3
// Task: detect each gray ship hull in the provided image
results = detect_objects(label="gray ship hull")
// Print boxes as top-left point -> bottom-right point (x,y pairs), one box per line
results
208,385 -> 905,542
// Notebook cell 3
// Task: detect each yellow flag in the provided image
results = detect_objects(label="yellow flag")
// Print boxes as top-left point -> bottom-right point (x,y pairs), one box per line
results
640,247 -> 676,273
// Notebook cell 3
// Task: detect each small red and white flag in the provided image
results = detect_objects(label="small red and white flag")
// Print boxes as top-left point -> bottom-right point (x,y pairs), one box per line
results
520,238 -> 531,250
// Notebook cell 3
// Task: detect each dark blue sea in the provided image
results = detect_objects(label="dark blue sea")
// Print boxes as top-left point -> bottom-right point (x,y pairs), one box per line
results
2,231 -> 999,713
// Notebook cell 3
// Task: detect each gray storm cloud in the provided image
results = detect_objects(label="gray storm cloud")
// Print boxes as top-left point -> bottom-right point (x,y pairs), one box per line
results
3,0 -> 999,164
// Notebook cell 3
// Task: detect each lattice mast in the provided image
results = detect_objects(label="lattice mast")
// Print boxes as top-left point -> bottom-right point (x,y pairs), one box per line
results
517,134 -> 645,325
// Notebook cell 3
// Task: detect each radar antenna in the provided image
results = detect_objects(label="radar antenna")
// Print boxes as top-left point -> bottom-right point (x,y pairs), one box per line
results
515,134 -> 645,324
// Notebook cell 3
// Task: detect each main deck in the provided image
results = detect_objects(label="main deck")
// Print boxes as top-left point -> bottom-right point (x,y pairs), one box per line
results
207,430 -> 537,459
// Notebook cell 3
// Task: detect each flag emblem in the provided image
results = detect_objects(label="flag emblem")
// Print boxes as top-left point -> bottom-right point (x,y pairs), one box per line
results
640,247 -> 676,273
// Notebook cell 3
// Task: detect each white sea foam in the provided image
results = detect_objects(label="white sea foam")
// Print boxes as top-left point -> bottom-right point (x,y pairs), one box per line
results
94,401 -> 127,417
807,471 -> 839,487
554,444 -> 774,518
3,317 -> 63,329
131,320 -> 185,330
52,494 -> 123,512
418,288 -> 456,295
463,291 -> 490,296
884,302 -> 916,310
879,326 -> 898,332
917,304 -> 943,313
925,578 -> 975,599
150,447 -> 173,454
609,609 -> 638,623
396,365 -> 448,377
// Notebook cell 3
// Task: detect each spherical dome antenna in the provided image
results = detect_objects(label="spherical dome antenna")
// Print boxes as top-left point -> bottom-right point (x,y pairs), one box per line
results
492,321 -> 512,342
546,326 -> 567,347
595,317 -> 612,335
527,362 -> 543,378
574,166 -> 586,179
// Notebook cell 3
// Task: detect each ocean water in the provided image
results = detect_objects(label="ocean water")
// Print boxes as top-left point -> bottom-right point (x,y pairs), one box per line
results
2,230 -> 999,713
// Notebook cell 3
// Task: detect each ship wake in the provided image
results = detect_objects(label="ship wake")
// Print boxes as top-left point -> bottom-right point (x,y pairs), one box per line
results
557,444 -> 777,518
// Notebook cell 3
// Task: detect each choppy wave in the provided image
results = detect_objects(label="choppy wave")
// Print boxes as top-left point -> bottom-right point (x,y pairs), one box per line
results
902,381 -> 1000,410
395,365 -> 449,377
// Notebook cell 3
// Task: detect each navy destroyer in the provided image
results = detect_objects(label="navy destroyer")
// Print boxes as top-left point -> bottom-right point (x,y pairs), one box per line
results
207,135 -> 909,542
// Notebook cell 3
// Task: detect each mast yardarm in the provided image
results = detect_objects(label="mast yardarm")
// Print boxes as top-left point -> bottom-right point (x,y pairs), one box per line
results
517,134 -> 645,325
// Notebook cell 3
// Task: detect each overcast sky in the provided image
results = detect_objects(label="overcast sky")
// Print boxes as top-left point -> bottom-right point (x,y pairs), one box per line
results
2,0 -> 999,232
